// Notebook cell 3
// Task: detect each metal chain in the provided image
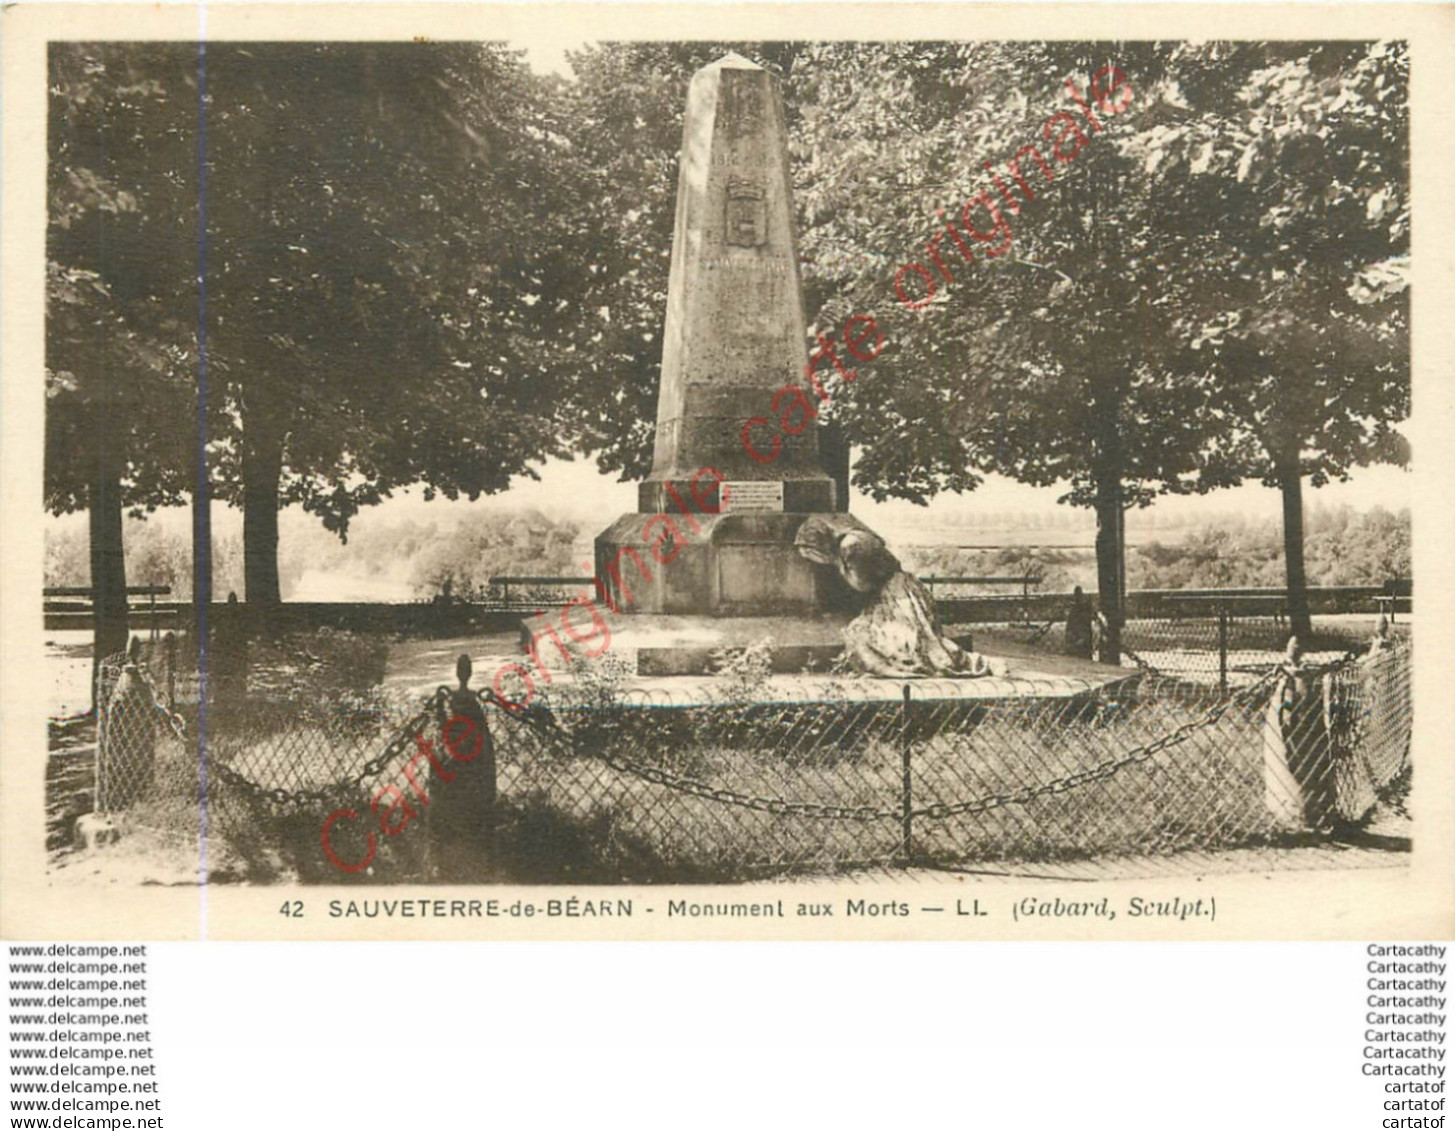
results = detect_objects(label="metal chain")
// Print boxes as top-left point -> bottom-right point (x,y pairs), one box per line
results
469,687 -> 898,821
228,690 -> 449,810
910,667 -> 1285,821
1306,640 -> 1410,796
1094,611 -> 1158,673
121,634 -> 1386,821
471,665 -> 1286,825
129,659 -> 451,811
1023,614 -> 1062,645
1304,642 -> 1373,675
133,664 -> 191,747
597,751 -> 901,821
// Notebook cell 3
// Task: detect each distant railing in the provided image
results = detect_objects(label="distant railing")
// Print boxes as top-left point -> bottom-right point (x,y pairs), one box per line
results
473,579 -> 1402,624
936,585 -> 1405,625
483,574 -> 1052,610
921,574 -> 1044,598
51,582 -> 1405,643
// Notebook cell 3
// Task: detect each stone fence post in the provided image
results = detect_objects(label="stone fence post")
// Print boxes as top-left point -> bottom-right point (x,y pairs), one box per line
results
1261,624 -> 1401,833
429,654 -> 497,881
1261,636 -> 1339,831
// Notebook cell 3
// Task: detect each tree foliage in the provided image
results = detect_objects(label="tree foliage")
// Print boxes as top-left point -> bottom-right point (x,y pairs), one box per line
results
1142,41 -> 1410,484
1130,505 -> 1410,590
200,45 -> 589,521
46,43 -> 199,518
1130,41 -> 1410,632
46,43 -> 204,676
47,41 -> 1410,634
47,43 -> 600,606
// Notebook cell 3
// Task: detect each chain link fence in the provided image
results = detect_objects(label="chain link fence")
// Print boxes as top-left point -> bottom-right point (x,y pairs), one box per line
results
93,644 -> 205,846
81,616 -> 1413,883
951,603 -> 1399,690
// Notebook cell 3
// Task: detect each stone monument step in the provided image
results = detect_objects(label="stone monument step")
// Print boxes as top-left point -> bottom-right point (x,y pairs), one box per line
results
522,611 -> 850,676
518,611 -> 1136,685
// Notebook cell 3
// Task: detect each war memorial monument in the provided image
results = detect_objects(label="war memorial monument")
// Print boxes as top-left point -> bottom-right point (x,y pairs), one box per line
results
528,54 -> 1122,691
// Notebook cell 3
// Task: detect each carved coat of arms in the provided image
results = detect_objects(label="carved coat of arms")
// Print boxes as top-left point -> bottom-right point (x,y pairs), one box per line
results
725,178 -> 767,247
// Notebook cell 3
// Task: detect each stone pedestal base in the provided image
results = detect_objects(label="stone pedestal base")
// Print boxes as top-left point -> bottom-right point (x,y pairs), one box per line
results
594,511 -> 876,619
514,612 -> 1142,684
74,813 -> 120,850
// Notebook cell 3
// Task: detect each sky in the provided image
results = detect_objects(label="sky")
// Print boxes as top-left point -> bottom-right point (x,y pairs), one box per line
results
515,32 -> 584,76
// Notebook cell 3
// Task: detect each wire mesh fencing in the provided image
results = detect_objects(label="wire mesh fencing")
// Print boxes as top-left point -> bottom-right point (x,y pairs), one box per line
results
489,640 -> 1409,877
951,604 -> 1402,690
84,625 -> 1413,883
1116,609 -> 1389,688
93,645 -> 204,846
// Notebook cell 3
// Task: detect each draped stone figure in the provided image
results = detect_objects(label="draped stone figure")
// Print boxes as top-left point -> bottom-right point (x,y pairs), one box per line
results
794,516 -> 1005,678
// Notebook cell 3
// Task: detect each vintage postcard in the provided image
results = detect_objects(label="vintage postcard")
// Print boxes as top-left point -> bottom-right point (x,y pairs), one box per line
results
2,3 -> 1452,940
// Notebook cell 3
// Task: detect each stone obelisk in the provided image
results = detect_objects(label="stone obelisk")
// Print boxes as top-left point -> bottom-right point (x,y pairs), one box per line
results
638,52 -> 835,515
593,54 -> 873,646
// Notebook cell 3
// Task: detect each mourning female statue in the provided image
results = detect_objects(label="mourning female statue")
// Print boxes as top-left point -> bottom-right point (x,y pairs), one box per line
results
794,516 -> 1005,678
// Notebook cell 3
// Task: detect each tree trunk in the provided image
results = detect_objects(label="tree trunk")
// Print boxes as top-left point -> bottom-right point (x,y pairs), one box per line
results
241,426 -> 284,608
1090,383 -> 1124,666
89,444 -> 129,705
192,404 -> 212,681
1092,488 -> 1123,666
1277,453 -> 1313,640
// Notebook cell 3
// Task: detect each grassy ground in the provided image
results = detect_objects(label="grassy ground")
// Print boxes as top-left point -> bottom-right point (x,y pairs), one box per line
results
477,689 -> 1289,880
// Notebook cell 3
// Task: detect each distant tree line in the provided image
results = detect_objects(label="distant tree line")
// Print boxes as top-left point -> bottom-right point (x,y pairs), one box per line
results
45,522 -> 245,603
1129,504 -> 1410,591
902,504 -> 1409,594
45,510 -> 582,604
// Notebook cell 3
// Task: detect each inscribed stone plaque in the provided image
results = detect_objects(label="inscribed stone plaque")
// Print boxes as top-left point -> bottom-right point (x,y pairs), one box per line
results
721,481 -> 784,513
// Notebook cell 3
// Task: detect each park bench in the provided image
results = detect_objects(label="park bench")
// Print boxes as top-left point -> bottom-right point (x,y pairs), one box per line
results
44,585 -> 173,638
1376,577 -> 1412,622
1158,593 -> 1288,626
488,576 -> 583,608
925,575 -> 1047,625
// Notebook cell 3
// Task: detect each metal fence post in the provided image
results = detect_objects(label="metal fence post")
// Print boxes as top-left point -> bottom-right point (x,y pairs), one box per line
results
1218,603 -> 1229,697
900,684 -> 913,865
164,632 -> 177,711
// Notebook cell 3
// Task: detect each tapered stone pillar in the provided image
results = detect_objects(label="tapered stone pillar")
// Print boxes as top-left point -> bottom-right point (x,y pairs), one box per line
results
592,53 -> 870,634
638,52 -> 835,516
